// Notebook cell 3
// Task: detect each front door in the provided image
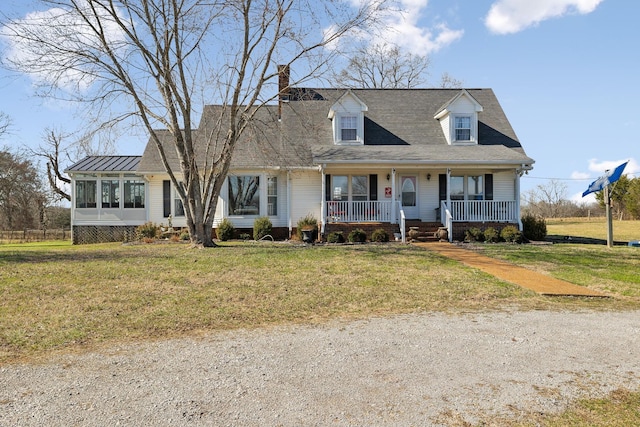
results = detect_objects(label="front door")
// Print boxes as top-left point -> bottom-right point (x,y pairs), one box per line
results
400,175 -> 419,219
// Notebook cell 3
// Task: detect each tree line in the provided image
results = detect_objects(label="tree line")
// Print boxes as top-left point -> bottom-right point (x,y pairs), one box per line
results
522,178 -> 640,220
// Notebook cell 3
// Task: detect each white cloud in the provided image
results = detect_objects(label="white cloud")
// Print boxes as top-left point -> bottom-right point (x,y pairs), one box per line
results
485,0 -> 604,35
328,0 -> 463,56
571,171 -> 591,180
587,158 -> 639,176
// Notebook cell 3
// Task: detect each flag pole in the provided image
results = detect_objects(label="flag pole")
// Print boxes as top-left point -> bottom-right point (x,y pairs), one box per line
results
605,184 -> 613,248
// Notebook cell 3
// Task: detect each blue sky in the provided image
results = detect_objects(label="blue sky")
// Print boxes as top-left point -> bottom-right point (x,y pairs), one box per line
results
0,0 -> 638,203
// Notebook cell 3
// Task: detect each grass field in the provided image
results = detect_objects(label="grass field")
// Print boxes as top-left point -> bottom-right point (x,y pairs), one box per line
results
546,217 -> 640,242
1,235 -> 639,426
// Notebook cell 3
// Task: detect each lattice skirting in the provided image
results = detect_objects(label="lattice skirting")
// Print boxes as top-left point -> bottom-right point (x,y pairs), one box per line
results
73,225 -> 138,244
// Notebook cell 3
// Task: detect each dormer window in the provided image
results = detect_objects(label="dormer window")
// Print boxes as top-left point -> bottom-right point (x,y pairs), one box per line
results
434,89 -> 483,145
328,90 -> 368,145
454,116 -> 472,141
340,115 -> 358,141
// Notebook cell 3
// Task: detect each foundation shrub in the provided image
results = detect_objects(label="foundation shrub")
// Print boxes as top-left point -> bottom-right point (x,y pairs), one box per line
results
253,216 -> 272,240
216,218 -> 235,241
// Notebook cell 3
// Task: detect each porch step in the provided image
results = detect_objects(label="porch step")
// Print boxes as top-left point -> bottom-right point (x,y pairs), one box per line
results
405,221 -> 444,242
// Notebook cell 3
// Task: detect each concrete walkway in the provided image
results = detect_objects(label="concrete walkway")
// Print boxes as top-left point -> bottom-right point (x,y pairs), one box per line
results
417,242 -> 607,297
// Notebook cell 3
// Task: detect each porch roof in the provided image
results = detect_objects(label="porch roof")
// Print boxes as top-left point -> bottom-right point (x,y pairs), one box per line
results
312,144 -> 533,166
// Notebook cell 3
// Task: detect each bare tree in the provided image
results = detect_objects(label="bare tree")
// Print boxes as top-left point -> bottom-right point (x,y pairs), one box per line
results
1,0 -> 386,246
438,72 -> 463,89
334,42 -> 431,88
522,179 -> 570,218
0,112 -> 10,138
29,127 -> 117,202
333,42 -> 462,89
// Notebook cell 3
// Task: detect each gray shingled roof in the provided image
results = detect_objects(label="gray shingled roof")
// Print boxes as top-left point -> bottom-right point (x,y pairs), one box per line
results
137,88 -> 533,173
65,156 -> 141,173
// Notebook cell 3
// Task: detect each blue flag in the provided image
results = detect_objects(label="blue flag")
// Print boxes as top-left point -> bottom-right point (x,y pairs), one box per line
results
582,161 -> 629,197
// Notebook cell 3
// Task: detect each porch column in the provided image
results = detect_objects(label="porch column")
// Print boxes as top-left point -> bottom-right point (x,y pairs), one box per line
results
391,168 -> 396,223
320,166 -> 326,234
287,170 -> 292,238
515,168 -> 522,229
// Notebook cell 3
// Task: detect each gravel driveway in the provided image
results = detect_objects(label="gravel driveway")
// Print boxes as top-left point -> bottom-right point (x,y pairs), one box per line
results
1,310 -> 639,426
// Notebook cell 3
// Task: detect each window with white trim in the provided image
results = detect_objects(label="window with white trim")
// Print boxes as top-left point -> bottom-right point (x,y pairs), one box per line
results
123,180 -> 145,208
267,177 -> 277,216
76,180 -> 97,208
228,176 -> 260,216
450,175 -> 484,200
340,115 -> 358,141
101,180 -> 120,208
454,116 -> 472,141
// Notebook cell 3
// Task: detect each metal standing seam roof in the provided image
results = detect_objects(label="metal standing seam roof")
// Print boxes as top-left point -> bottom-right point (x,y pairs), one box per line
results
65,156 -> 141,173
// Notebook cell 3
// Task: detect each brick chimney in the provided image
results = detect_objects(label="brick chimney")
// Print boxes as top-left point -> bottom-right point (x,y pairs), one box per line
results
278,64 -> 290,120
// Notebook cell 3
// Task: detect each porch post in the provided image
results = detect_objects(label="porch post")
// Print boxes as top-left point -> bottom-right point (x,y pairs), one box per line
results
515,168 -> 522,230
287,169 -> 292,238
446,168 -> 452,242
320,166 -> 326,234
391,168 -> 396,223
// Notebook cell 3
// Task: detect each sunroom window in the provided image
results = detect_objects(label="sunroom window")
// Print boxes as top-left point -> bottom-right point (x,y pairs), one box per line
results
76,180 -> 97,208
267,177 -> 278,216
123,180 -> 145,208
101,180 -> 120,208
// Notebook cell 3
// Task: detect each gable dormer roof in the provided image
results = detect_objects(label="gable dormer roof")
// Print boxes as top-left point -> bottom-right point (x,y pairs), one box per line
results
327,89 -> 368,119
433,89 -> 483,120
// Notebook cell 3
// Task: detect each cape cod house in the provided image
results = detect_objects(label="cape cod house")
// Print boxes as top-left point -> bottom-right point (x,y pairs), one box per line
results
66,72 -> 534,244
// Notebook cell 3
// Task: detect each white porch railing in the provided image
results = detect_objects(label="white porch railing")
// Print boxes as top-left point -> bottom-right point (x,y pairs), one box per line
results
447,200 -> 517,222
325,201 -> 393,223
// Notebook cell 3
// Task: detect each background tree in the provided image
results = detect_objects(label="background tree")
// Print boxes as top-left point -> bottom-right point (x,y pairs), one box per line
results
522,179 -> 570,218
595,175 -> 637,220
29,127 -> 117,202
0,148 -> 47,230
1,0 -> 387,247
333,42 -> 462,89
623,177 -> 640,219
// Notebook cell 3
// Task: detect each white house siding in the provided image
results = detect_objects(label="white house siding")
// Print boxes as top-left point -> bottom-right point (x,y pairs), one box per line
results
290,169 -> 322,226
146,176 -> 173,226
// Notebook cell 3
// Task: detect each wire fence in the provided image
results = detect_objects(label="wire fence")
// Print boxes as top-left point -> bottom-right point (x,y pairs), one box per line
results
0,229 -> 71,243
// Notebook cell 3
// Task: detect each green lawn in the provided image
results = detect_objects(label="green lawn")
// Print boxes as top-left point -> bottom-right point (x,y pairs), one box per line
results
546,217 -> 640,242
1,239 -> 639,425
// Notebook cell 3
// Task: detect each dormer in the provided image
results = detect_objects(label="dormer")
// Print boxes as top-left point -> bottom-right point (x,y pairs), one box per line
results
434,89 -> 483,145
328,90 -> 368,145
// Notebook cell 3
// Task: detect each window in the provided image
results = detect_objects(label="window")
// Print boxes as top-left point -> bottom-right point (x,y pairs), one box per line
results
340,115 -> 357,141
454,116 -> 471,141
76,180 -> 97,208
450,175 -> 484,200
123,180 -> 145,208
267,177 -> 277,216
401,176 -> 416,206
332,175 -> 368,201
174,194 -> 185,217
352,175 -> 368,201
467,176 -> 483,200
101,180 -> 120,208
332,176 -> 348,201
229,176 -> 260,215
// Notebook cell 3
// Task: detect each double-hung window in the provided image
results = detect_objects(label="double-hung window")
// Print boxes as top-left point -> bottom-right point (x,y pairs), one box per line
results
454,116 -> 472,141
450,175 -> 484,200
267,177 -> 277,216
340,115 -> 358,142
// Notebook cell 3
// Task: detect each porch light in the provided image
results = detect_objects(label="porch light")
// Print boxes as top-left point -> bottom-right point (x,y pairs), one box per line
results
386,174 -> 390,181
427,173 -> 431,181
